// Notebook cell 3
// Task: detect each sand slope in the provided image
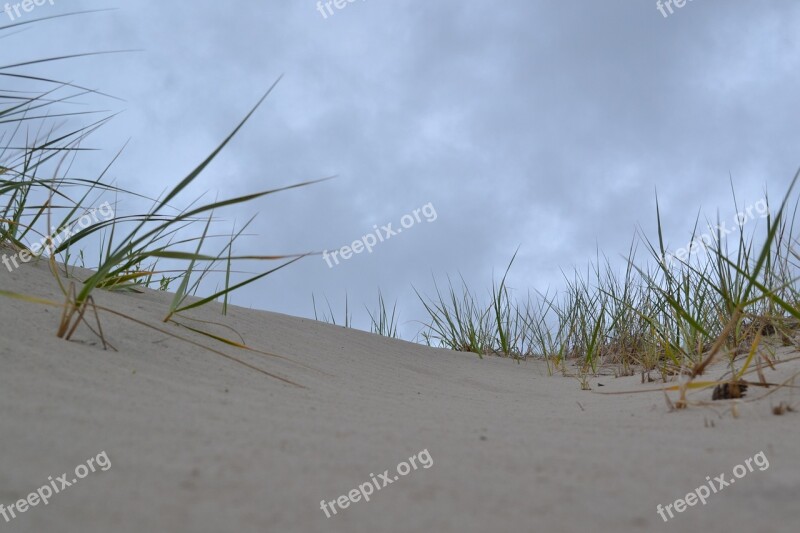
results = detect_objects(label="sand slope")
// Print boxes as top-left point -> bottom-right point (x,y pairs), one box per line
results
1,252 -> 798,533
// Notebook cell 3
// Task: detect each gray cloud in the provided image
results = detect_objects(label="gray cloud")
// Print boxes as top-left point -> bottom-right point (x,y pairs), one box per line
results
5,0 -> 800,336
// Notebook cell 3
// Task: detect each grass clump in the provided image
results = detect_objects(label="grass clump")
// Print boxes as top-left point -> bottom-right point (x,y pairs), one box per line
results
1,13 -> 328,386
415,171 -> 800,405
367,290 -> 400,338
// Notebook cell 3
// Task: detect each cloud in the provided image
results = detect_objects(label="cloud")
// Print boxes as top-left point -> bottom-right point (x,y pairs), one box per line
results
7,0 -> 800,336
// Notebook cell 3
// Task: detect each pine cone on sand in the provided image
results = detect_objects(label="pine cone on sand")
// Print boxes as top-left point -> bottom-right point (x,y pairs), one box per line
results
711,380 -> 748,400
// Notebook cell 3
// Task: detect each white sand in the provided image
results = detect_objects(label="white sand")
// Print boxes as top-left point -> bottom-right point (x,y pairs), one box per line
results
1,251 -> 798,532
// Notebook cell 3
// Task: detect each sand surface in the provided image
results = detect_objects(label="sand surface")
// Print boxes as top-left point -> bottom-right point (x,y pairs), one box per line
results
1,251 -> 798,532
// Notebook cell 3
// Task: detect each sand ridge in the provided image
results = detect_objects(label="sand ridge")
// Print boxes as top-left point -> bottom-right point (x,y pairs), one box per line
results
1,256 -> 798,532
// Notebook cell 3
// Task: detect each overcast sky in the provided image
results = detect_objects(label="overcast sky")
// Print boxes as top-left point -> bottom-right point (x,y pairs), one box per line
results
5,0 -> 800,338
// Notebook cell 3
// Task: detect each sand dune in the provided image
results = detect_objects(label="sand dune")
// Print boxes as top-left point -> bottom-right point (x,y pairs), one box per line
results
1,253 -> 798,533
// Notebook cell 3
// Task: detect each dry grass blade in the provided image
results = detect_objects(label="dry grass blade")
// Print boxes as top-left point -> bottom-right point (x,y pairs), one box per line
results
0,289 -> 306,388
170,318 -> 332,376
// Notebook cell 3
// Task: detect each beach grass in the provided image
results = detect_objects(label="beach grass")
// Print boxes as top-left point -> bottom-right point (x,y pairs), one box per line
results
413,170 -> 800,403
0,12 -> 331,386
3,11 -> 800,405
